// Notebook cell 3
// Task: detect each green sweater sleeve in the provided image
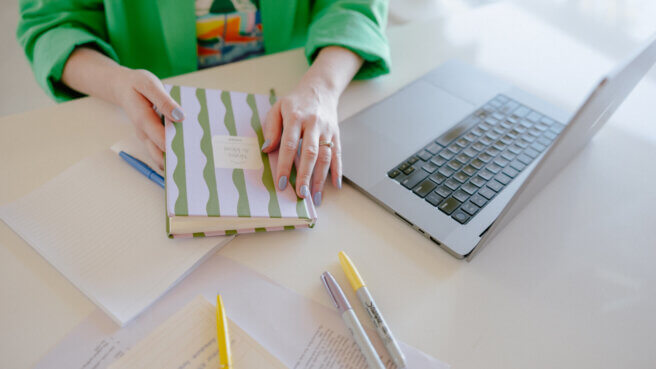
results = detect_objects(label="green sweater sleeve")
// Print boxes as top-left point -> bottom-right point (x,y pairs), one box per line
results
16,0 -> 119,102
306,0 -> 391,79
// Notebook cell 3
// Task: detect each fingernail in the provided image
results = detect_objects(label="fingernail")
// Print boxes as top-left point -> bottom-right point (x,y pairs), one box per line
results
300,185 -> 310,198
278,176 -> 287,191
261,139 -> 271,151
172,107 -> 185,121
313,192 -> 322,206
337,177 -> 342,189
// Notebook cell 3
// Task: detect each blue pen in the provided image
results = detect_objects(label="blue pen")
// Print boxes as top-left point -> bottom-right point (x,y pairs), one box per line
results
119,151 -> 165,189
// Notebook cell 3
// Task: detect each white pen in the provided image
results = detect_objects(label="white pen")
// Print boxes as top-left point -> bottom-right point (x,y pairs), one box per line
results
321,271 -> 385,369
339,251 -> 407,368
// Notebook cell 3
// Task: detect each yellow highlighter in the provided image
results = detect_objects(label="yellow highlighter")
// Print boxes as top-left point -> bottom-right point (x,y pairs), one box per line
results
339,251 -> 407,369
216,295 -> 233,369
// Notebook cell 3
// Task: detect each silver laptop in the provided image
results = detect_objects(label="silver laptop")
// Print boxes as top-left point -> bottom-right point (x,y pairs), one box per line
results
341,35 -> 656,260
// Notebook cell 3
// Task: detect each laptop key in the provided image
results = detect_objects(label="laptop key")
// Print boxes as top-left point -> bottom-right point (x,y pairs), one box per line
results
510,160 -> 526,171
541,116 -> 555,126
544,130 -> 558,140
401,169 -> 428,189
463,147 -> 477,158
461,201 -> 480,216
471,158 -> 485,169
470,176 -> 486,187
462,165 -> 477,176
517,154 -> 532,165
425,192 -> 444,207
399,162 -> 410,171
494,157 -> 509,167
456,153 -> 470,163
438,197 -> 461,215
448,143 -> 462,152
452,210 -> 470,224
429,172 -> 447,184
472,142 -> 486,152
453,171 -> 470,183
495,173 -> 512,185
407,156 -> 419,165
537,137 -> 552,146
479,152 -> 493,163
430,155 -> 447,167
485,147 -> 500,157
417,150 -> 432,161
435,185 -> 452,198
402,166 -> 415,175
513,106 -> 530,117
422,161 -> 439,173
456,138 -> 469,147
502,166 -> 519,178
438,166 -> 455,177
478,186 -> 495,199
470,193 -> 488,207
413,179 -> 437,198
447,159 -> 464,171
388,169 -> 401,178
479,169 -> 494,180
445,178 -> 460,191
461,182 -> 477,195
530,142 -> 547,152
487,180 -> 504,192
453,189 -> 469,202
501,150 -> 516,161
527,111 -> 542,122
524,148 -> 540,159
425,142 -> 442,154
439,149 -> 456,160
486,163 -> 502,174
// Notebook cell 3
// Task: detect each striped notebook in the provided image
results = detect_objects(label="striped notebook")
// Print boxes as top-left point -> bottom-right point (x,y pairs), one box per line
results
164,85 -> 317,238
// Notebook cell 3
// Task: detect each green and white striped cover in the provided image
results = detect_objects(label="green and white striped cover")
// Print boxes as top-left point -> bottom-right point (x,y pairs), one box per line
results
164,85 -> 317,238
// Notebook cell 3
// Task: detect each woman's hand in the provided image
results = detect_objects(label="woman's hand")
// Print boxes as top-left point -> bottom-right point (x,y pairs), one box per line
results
61,47 -> 184,169
261,46 -> 363,206
112,68 -> 185,169
261,83 -> 341,206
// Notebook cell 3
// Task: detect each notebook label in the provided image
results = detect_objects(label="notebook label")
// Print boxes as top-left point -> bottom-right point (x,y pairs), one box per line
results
212,135 -> 263,170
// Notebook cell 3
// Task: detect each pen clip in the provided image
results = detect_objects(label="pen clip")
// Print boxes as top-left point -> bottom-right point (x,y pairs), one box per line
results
320,273 -> 340,310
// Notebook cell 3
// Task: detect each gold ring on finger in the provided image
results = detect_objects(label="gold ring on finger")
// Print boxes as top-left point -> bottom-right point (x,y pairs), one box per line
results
319,140 -> 334,148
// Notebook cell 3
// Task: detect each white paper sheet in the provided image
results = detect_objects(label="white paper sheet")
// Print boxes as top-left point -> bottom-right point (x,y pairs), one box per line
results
109,296 -> 286,369
35,254 -> 449,369
0,140 -> 231,325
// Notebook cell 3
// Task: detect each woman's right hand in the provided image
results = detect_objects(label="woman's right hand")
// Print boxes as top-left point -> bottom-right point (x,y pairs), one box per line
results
111,68 -> 185,169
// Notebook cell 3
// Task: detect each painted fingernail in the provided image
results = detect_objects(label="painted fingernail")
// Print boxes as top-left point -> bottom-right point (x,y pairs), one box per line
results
172,107 -> 185,121
300,185 -> 310,198
313,192 -> 322,206
278,176 -> 287,191
337,177 -> 343,189
261,139 -> 271,151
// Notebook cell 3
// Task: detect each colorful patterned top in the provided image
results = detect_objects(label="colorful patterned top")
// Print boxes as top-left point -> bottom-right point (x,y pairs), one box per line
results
195,0 -> 265,69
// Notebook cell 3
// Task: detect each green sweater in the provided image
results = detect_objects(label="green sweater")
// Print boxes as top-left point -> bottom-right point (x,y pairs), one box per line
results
17,0 -> 391,102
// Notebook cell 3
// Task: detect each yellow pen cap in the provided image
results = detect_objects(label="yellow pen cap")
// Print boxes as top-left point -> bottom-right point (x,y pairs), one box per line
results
216,295 -> 233,369
338,251 -> 366,291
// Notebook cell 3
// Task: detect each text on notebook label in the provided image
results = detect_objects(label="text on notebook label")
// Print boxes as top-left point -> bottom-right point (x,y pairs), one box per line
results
212,135 -> 263,170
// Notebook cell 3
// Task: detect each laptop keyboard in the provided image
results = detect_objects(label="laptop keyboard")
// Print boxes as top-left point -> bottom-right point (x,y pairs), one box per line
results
387,94 -> 565,225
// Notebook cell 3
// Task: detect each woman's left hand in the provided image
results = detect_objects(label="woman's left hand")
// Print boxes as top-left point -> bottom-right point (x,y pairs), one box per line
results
261,83 -> 341,207
260,46 -> 363,207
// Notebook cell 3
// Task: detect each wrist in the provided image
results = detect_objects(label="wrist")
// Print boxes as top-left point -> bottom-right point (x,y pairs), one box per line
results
109,66 -> 134,105
297,75 -> 341,103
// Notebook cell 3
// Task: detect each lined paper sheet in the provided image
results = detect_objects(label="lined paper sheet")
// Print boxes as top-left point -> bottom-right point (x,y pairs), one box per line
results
0,144 -> 231,325
109,296 -> 286,369
35,255 -> 449,369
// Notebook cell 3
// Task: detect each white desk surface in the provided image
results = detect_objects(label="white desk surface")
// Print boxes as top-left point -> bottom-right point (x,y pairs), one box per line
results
2,3 -> 655,368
